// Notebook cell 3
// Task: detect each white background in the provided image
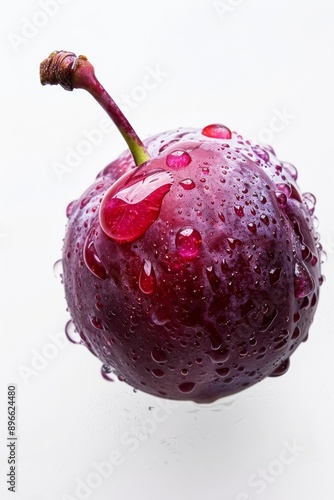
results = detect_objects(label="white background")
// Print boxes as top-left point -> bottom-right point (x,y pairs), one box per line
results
1,1 -> 334,499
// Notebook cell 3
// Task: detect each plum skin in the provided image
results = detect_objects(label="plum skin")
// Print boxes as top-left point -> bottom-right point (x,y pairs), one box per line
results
62,127 -> 321,403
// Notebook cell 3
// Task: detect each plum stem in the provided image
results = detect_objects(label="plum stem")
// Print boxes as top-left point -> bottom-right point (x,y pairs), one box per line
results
40,51 -> 150,166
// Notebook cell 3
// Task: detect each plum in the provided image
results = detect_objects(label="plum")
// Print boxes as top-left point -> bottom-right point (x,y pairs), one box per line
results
41,51 -> 323,403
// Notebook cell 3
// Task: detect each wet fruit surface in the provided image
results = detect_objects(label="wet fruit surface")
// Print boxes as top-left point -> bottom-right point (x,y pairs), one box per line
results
62,127 -> 323,403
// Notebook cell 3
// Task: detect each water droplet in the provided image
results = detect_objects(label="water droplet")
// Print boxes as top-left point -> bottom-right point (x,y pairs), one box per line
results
178,382 -> 196,393
260,214 -> 270,226
206,347 -> 230,363
80,196 -> 91,209
202,166 -> 210,175
202,124 -> 232,139
301,245 -> 310,261
179,178 -> 196,190
209,332 -> 222,350
99,167 -> 173,243
269,358 -> 290,377
66,200 -> 77,218
216,367 -> 230,377
90,316 -> 103,329
218,211 -> 225,223
275,191 -> 287,207
303,192 -> 316,215
227,237 -> 241,250
253,145 -> 269,162
166,150 -> 192,169
206,266 -> 221,291
139,259 -> 157,294
83,229 -> 107,280
247,222 -> 257,234
65,319 -> 81,344
53,259 -> 63,281
269,267 -> 282,285
234,204 -> 244,217
282,162 -> 298,180
152,368 -> 165,378
292,327 -> 300,339
320,249 -> 327,264
101,364 -> 115,382
276,182 -> 292,198
294,261 -> 315,298
151,347 -> 167,363
176,227 -> 202,258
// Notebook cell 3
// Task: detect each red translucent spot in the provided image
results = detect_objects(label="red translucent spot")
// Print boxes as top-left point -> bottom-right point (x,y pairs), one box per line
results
166,150 -> 191,169
202,124 -> 232,139
176,226 -> 202,259
179,178 -> 196,190
99,167 -> 173,243
139,259 -> 157,295
247,222 -> 257,234
275,191 -> 288,207
234,204 -> 244,217
90,316 -> 103,330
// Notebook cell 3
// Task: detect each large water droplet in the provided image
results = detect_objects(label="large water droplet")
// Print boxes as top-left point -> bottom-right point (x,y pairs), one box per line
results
101,364 -> 115,382
152,368 -> 165,378
206,347 -> 230,363
151,346 -> 168,363
269,358 -> 290,377
179,178 -> 196,190
303,192 -> 316,215
178,382 -> 196,393
275,191 -> 287,207
83,229 -> 107,280
166,150 -> 192,169
65,319 -> 81,344
66,200 -> 77,218
253,145 -> 269,162
269,267 -> 282,285
99,167 -> 173,243
53,259 -> 63,281
282,161 -> 298,180
139,259 -> 157,294
176,227 -> 202,259
276,182 -> 292,198
202,124 -> 232,139
294,261 -> 315,298
216,367 -> 230,377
